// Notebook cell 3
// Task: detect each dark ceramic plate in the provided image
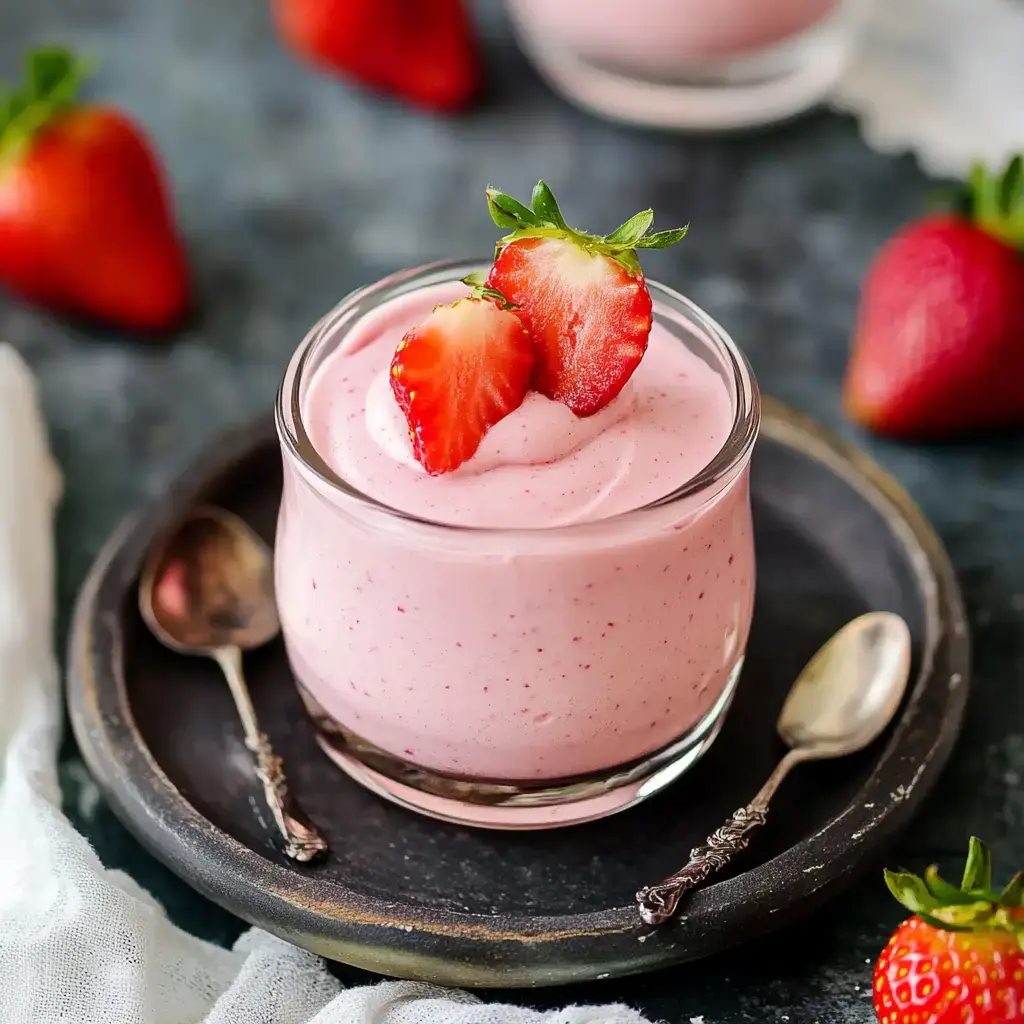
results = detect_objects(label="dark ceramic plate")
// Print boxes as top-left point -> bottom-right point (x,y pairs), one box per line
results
68,399 -> 969,988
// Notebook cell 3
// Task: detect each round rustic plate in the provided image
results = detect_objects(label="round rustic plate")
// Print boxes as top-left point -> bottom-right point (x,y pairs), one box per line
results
68,399 -> 969,988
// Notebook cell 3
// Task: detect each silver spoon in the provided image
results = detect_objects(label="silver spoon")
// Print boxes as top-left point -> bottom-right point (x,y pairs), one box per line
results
139,505 -> 328,863
636,611 -> 911,926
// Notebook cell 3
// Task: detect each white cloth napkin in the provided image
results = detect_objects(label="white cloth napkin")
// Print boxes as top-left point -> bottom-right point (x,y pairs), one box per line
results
833,0 -> 1024,178
0,345 -> 651,1024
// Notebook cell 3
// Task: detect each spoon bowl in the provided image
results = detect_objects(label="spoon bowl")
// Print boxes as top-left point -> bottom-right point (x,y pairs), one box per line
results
140,506 -> 279,655
139,506 -> 327,863
777,611 -> 912,756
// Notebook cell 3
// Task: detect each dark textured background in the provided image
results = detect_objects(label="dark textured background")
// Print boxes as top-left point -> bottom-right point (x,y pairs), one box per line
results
2,1 -> 1022,1021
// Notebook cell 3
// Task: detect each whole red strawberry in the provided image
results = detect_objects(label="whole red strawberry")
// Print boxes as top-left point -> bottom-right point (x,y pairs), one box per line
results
0,48 -> 189,332
273,0 -> 481,113
845,156 -> 1024,438
390,277 -> 533,474
874,838 -> 1024,1022
485,182 -> 688,416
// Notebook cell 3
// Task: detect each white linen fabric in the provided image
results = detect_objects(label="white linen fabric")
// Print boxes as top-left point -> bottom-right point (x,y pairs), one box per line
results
0,344 -> 651,1024
833,0 -> 1024,178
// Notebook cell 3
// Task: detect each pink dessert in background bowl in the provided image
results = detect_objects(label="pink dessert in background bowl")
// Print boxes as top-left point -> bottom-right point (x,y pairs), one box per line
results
504,0 -> 866,131
510,0 -> 838,67
274,190 -> 760,829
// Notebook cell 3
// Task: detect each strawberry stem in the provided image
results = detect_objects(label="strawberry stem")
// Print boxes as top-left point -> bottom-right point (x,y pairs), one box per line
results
0,47 -> 87,161
963,155 -> 1024,250
884,839 -> 1024,947
485,180 -> 688,278
461,272 -> 516,310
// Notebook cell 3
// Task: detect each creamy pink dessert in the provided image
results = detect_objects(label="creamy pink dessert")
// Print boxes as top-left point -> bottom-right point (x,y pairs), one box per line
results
275,278 -> 756,782
509,0 -> 838,69
308,283 -> 732,528
504,0 -> 860,132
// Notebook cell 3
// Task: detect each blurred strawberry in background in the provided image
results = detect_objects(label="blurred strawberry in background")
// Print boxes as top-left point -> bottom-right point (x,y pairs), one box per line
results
844,155 -> 1024,439
0,48 -> 189,332
272,0 -> 482,113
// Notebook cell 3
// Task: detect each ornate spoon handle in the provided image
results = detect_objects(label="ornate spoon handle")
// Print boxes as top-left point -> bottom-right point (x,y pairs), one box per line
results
635,805 -> 768,925
215,646 -> 328,863
636,748 -> 807,925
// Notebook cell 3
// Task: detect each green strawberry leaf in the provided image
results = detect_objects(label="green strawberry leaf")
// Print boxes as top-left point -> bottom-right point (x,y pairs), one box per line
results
486,188 -> 542,231
485,184 -> 688,279
0,46 -> 87,160
966,155 -> 1024,249
634,226 -> 690,249
884,839 -> 1024,938
925,865 -> 981,905
998,154 -> 1023,214
531,180 -> 568,230
29,48 -> 78,100
961,836 -> 993,893
885,869 -> 942,915
605,209 -> 655,248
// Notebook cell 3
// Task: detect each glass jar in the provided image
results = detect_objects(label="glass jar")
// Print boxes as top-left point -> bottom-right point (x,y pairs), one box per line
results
274,262 -> 760,829
505,0 -> 870,130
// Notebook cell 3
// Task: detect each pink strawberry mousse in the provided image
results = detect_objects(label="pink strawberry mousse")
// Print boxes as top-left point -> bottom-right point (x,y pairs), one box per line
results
509,0 -> 838,68
276,280 -> 755,781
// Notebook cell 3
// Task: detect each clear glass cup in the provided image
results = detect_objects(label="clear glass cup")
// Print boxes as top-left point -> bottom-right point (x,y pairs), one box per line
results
504,0 -> 870,130
274,262 -> 760,829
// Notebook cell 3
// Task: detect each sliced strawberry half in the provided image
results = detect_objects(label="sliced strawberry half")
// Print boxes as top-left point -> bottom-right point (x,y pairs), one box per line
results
485,182 -> 688,416
390,281 -> 533,475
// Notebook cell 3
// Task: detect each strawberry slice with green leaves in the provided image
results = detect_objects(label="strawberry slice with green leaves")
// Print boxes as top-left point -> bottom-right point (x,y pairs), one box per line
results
390,276 -> 532,475
485,181 -> 687,416
874,838 -> 1024,1022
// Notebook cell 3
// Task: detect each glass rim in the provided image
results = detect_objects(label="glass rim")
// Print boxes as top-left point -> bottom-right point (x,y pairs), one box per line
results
275,259 -> 761,537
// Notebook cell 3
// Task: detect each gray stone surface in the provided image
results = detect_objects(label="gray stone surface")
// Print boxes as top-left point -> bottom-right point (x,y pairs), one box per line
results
2,1 -> 1023,1020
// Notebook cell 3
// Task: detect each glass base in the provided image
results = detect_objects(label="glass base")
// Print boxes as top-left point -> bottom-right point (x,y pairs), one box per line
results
298,658 -> 743,830
508,6 -> 858,131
